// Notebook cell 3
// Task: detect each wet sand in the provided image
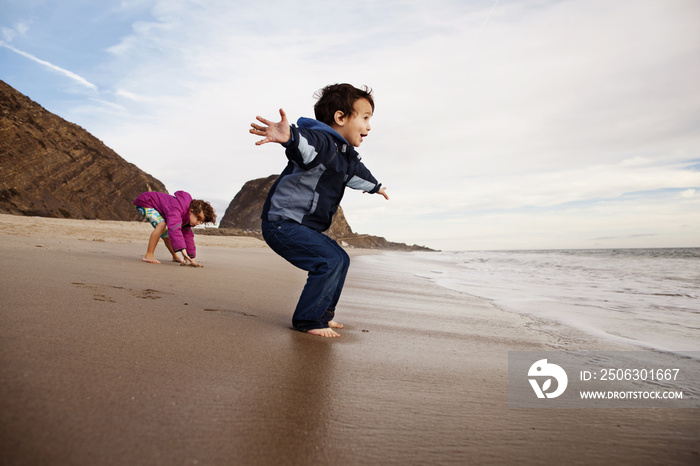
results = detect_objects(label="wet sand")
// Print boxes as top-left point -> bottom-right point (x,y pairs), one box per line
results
0,214 -> 698,465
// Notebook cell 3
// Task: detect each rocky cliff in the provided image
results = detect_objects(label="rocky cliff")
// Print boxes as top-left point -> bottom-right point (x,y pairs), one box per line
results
212,175 -> 434,252
0,80 -> 166,220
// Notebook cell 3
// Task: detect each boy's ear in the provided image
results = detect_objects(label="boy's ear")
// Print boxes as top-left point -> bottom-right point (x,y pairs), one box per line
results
333,110 -> 347,127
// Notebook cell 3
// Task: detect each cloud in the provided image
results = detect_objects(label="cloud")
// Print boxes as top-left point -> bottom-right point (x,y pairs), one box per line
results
1,27 -> 17,42
115,88 -> 162,103
2,20 -> 29,42
0,40 -> 98,92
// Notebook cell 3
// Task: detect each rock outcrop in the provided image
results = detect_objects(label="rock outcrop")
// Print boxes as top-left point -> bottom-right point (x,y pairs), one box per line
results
0,80 -> 166,220
213,175 -> 434,251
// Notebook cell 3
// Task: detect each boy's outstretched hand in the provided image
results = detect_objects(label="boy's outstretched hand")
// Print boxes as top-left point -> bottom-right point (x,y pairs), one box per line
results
250,109 -> 291,145
365,186 -> 390,200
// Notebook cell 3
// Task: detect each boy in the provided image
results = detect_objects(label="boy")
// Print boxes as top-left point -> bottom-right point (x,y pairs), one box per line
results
133,190 -> 216,266
250,83 -> 389,337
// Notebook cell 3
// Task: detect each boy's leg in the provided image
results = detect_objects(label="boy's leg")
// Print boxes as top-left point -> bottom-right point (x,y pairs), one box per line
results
319,233 -> 350,328
262,220 -> 348,334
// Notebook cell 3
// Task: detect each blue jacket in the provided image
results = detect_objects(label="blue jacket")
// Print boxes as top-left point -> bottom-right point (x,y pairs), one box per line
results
262,117 -> 382,232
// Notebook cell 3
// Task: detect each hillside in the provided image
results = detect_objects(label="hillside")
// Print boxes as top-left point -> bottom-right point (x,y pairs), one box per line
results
0,80 -> 166,220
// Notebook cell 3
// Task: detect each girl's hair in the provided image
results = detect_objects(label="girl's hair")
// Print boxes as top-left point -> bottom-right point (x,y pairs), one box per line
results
190,199 -> 216,224
313,83 -> 374,126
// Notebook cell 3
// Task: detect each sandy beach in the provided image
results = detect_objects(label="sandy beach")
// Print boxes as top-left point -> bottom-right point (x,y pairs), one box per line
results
0,214 -> 697,465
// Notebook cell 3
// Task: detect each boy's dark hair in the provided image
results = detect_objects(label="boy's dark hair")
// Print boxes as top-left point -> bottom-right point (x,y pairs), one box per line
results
190,199 -> 216,224
314,83 -> 374,126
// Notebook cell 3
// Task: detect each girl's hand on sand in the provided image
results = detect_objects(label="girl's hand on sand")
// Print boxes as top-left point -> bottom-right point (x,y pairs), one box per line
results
181,252 -> 203,267
250,109 -> 291,145
186,257 -> 203,268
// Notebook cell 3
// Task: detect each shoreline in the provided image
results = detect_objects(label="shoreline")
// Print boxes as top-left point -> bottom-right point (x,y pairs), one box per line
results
387,249 -> 700,359
1,215 -> 698,464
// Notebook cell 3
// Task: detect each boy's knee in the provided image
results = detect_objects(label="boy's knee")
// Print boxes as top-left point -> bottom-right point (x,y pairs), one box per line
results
327,249 -> 349,273
339,249 -> 350,269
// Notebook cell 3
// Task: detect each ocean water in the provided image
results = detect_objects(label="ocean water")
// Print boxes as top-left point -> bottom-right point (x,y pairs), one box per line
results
377,248 -> 700,357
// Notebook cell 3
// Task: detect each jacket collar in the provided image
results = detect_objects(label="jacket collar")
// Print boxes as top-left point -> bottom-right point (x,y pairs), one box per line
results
297,117 -> 359,158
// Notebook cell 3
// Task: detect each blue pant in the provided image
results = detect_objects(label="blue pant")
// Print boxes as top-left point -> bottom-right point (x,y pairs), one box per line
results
261,219 -> 350,331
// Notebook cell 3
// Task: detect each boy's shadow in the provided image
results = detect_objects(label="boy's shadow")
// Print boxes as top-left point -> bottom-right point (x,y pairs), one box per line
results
249,332 -> 342,463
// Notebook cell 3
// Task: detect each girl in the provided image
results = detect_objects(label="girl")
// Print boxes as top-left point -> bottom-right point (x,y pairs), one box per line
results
133,190 -> 216,266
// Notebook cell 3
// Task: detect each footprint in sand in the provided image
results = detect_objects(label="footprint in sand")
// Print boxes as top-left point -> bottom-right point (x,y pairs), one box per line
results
71,283 -> 172,303
204,308 -> 258,317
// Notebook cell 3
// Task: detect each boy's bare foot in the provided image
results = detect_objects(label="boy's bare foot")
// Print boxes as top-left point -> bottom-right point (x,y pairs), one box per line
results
306,328 -> 341,338
328,320 -> 343,329
142,257 -> 160,264
172,258 -> 184,263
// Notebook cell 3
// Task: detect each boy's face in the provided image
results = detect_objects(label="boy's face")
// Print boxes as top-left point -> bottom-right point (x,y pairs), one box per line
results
189,209 -> 205,226
333,98 -> 373,147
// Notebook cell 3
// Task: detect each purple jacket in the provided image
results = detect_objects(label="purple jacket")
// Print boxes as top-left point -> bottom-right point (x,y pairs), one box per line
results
134,190 -> 196,258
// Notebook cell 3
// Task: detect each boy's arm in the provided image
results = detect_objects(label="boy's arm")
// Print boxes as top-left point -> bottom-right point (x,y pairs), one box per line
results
374,186 -> 389,200
347,162 -> 390,200
251,109 -> 333,168
250,109 -> 291,145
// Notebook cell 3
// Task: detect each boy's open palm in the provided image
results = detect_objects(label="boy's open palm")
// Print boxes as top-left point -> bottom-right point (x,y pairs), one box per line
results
250,109 -> 291,145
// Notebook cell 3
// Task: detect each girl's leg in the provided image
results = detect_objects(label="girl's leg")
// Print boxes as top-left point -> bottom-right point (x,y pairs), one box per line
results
143,221 -> 167,263
162,237 -> 183,262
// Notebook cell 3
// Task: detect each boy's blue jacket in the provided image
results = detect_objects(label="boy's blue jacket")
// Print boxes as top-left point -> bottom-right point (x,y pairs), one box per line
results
262,117 -> 382,232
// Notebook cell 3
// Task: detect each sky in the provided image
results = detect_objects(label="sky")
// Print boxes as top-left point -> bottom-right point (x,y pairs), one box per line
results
1,0 -> 699,251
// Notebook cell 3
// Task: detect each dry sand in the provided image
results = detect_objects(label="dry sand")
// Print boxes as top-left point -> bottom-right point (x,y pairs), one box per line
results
0,214 -> 697,465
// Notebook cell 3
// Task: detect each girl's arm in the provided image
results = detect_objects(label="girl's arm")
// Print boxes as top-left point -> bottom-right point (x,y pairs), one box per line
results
180,250 -> 202,267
